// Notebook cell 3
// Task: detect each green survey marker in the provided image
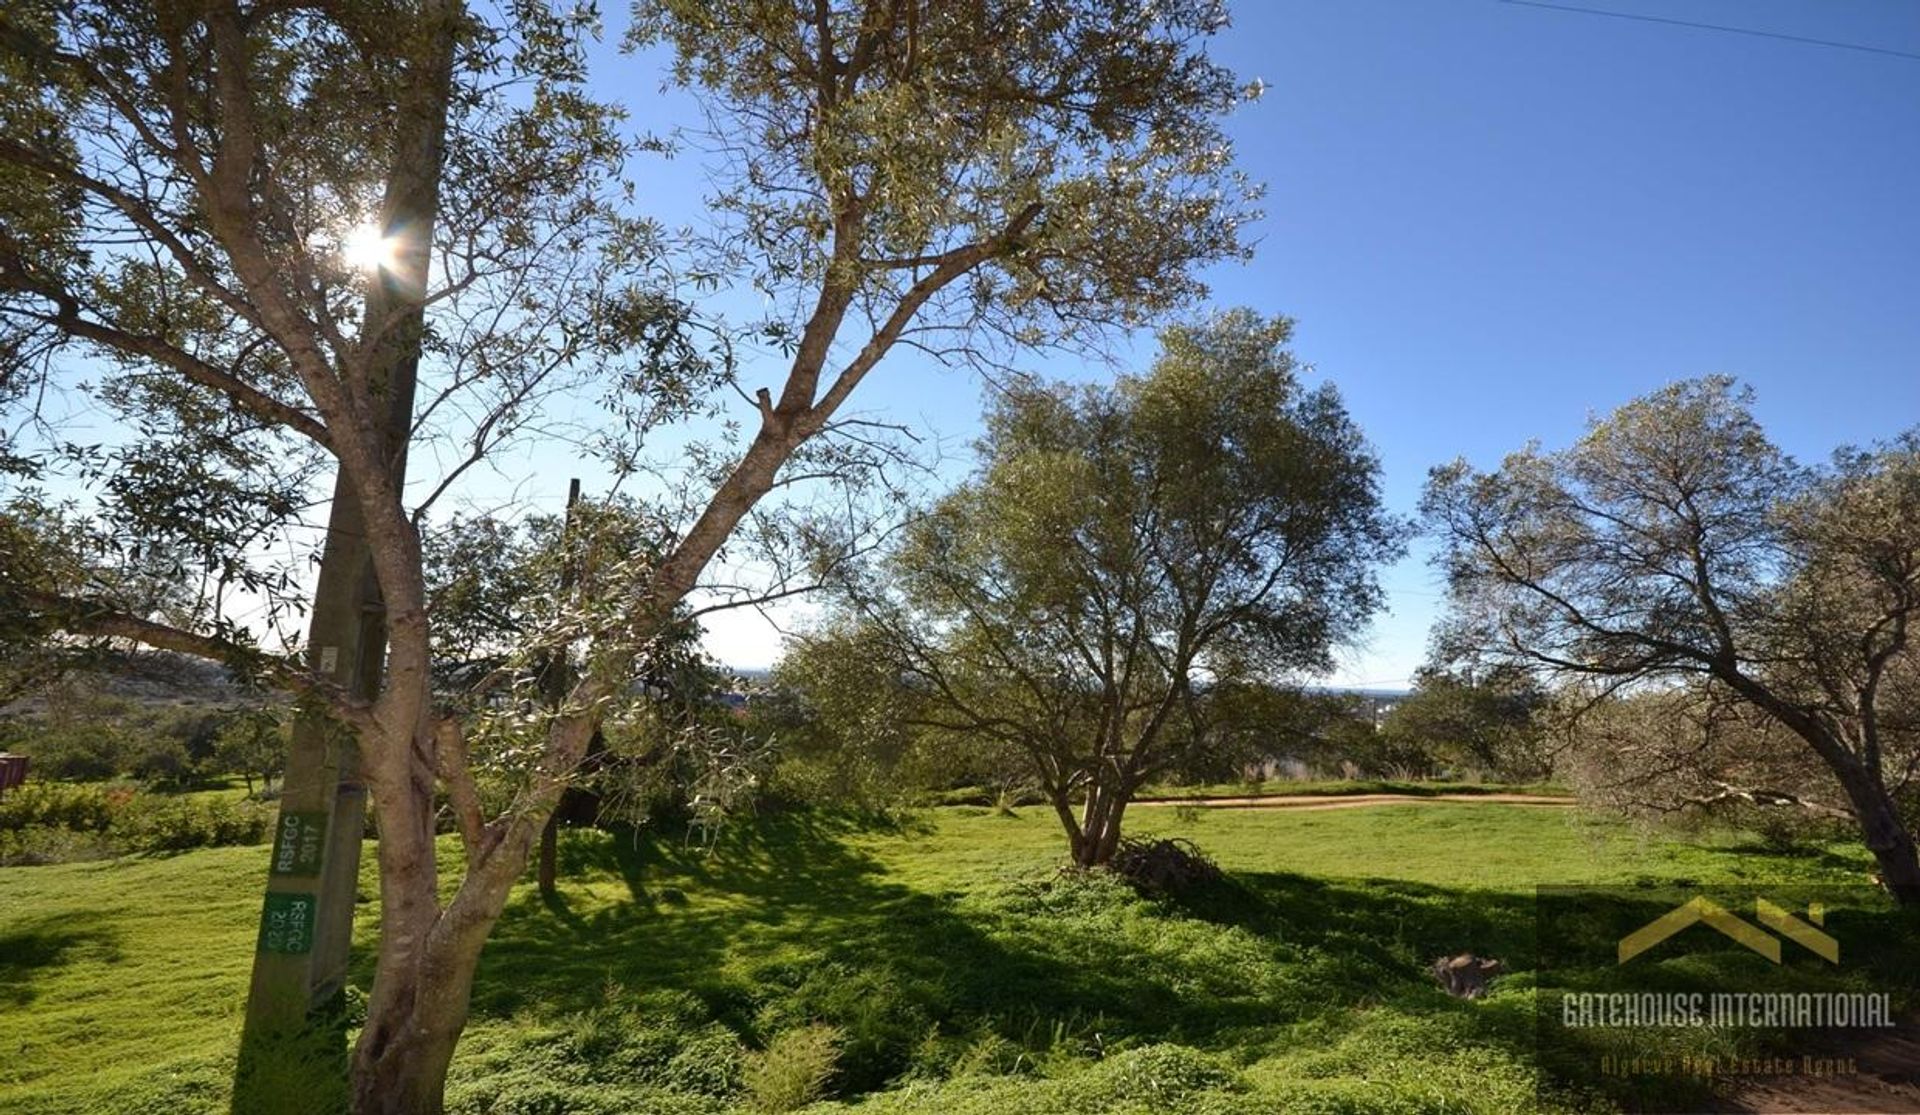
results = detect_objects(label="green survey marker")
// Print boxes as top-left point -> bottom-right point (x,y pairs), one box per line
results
269,811 -> 328,877
258,892 -> 318,955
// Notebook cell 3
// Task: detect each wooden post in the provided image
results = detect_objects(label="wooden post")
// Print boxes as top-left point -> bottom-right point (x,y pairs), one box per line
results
231,479 -> 389,1111
537,478 -> 582,901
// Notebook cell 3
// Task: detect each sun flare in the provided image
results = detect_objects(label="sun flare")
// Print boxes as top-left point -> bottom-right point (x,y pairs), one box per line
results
341,223 -> 397,271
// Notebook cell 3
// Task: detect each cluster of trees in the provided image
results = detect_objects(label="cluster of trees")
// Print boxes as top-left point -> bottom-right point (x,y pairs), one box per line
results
2,0 -> 1911,1108
761,374 -> 1920,910
1377,667 -> 1549,780
1189,672 -> 1549,786
756,656 -> 1552,811
1,0 -> 1262,1107
769,310 -> 1403,866
1554,688 -> 1867,847
0,671 -> 287,792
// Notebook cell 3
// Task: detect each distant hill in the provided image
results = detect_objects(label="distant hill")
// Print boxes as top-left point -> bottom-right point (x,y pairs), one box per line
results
1309,686 -> 1411,700
2,651 -> 247,715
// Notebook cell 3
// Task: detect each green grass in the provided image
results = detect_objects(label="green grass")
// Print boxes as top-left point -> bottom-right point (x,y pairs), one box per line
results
1132,778 -> 1570,800
0,803 -> 1907,1114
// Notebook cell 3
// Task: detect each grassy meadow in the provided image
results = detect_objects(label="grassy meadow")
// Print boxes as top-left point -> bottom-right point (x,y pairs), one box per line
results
1,801 -> 1911,1114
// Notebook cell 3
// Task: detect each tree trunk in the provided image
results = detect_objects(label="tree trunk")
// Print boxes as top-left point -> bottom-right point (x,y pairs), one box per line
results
348,865 -> 515,1113
1071,787 -> 1104,868
349,934 -> 481,1115
1070,830 -> 1107,867
1735,688 -> 1920,908
1094,794 -> 1129,865
1833,764 -> 1920,906
347,734 -> 529,1114
537,815 -> 558,900
1072,785 -> 1131,868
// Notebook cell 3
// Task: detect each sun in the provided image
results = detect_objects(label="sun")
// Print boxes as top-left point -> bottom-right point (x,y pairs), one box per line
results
340,223 -> 397,271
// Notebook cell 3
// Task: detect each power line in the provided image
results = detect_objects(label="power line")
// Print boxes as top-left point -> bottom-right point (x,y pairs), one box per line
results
1498,0 -> 1920,62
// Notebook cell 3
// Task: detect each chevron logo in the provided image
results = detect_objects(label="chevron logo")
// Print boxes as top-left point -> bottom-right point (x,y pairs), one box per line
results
1618,896 -> 1838,965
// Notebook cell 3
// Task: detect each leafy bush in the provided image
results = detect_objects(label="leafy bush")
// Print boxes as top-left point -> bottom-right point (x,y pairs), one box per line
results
1075,1044 -> 1243,1109
834,1042 -> 1248,1115
15,723 -> 131,781
752,961 -> 933,1093
110,793 -> 271,852
445,1069 -> 726,1115
1,699 -> 270,788
744,1024 -> 842,1113
0,824 -> 119,866
443,997 -> 745,1115
0,782 -> 269,860
0,781 -> 119,832
656,1025 -> 748,1097
214,706 -> 287,795
129,742 -> 195,787
998,865 -> 1142,919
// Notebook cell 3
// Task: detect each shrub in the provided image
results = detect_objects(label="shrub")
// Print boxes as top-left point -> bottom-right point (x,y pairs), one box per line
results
17,723 -> 130,781
947,1030 -> 1020,1078
0,824 -> 119,866
110,793 -> 271,852
753,961 -> 932,1093
129,742 -> 195,787
443,1001 -> 746,1115
834,1042 -> 1248,1115
998,868 -> 1140,919
656,1025 -> 747,1097
0,782 -> 270,859
1078,1044 -> 1242,1109
0,781 -> 117,832
743,1024 -> 842,1113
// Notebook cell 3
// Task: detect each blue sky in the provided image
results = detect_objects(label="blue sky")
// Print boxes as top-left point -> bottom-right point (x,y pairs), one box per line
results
1199,0 -> 1920,685
559,0 -> 1920,683
13,4 -> 1915,685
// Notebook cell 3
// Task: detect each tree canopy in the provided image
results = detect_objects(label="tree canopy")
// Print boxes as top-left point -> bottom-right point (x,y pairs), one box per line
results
1424,377 -> 1920,901
830,309 -> 1403,865
0,0 -> 1265,1106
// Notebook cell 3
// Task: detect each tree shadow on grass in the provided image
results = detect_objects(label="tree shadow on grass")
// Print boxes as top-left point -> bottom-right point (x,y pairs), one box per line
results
464,813 -> 1566,1092
1180,870 -> 1920,1112
1708,838 -> 1874,878
436,810 -> 1920,1109
471,810 -> 986,1017
0,916 -> 123,1008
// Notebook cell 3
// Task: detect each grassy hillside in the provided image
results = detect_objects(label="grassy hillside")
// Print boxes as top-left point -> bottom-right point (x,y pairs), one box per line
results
0,804 -> 1906,1114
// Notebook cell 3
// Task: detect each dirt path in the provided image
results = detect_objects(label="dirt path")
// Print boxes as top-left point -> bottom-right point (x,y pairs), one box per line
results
1131,792 -> 1576,811
1715,1022 -> 1920,1113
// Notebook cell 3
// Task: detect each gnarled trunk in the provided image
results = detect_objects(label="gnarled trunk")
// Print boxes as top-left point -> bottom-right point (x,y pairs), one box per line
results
1070,783 -> 1132,868
350,914 -> 493,1115
1734,684 -> 1920,908
1833,762 -> 1920,906
347,736 -> 532,1114
536,816 -> 558,901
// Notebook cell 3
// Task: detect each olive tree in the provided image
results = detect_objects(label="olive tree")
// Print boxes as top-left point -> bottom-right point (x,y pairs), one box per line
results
215,704 -> 288,797
1424,378 -> 1920,903
836,311 -> 1402,866
1379,665 -> 1548,780
1,0 -> 1260,1107
1554,682 -> 1874,846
